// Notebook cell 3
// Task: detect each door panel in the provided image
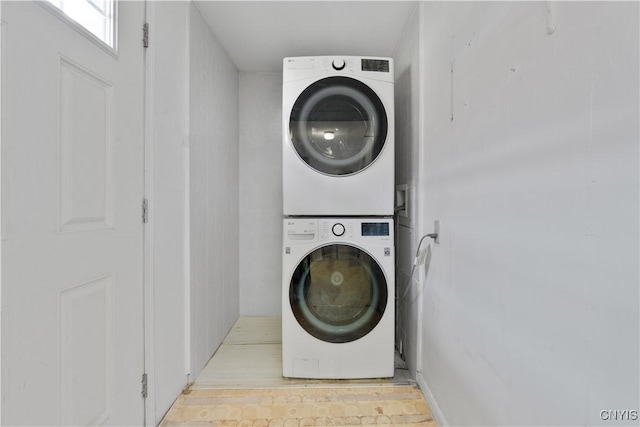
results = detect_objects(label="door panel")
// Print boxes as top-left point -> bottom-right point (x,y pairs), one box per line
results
59,55 -> 114,232
1,1 -> 145,425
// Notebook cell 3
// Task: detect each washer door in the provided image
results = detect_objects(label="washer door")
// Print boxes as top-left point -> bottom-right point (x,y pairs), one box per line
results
289,76 -> 388,176
289,244 -> 388,343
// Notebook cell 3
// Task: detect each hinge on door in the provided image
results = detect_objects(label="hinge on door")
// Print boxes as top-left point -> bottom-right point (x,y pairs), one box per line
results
141,373 -> 148,399
143,22 -> 149,48
142,198 -> 149,223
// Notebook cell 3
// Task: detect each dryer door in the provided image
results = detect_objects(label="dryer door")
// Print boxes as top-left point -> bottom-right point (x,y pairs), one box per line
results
289,76 -> 388,176
289,244 -> 388,343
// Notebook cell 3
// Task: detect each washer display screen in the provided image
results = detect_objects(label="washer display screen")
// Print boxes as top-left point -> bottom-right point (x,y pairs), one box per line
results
289,76 -> 388,176
361,222 -> 389,237
289,244 -> 387,343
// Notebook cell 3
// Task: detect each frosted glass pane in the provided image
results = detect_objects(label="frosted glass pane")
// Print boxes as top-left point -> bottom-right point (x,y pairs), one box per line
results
46,0 -> 115,48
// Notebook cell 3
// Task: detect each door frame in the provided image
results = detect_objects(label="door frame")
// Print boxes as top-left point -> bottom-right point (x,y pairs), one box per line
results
0,2 -> 4,421
142,1 -> 155,424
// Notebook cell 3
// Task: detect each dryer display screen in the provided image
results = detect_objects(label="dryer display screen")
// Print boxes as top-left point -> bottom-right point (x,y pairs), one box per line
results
361,59 -> 389,73
361,222 -> 389,236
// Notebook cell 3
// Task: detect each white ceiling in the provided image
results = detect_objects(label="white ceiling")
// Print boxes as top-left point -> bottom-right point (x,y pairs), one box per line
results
193,1 -> 418,72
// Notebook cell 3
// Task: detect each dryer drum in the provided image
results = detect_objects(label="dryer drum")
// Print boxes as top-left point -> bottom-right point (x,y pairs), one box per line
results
289,76 -> 388,176
289,244 -> 388,343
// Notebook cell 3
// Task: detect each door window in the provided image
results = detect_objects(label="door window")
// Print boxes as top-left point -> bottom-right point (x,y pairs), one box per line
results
45,0 -> 115,48
289,244 -> 387,343
289,76 -> 388,176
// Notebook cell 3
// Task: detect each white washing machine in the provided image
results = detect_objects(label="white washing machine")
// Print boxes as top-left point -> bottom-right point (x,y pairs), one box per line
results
282,56 -> 394,216
282,217 -> 395,379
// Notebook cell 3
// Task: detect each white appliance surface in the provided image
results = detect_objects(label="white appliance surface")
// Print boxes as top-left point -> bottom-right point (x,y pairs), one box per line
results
282,217 -> 395,379
283,56 -> 395,216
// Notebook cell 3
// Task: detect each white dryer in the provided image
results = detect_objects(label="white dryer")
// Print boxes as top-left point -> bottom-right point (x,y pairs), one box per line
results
283,56 -> 394,216
282,217 -> 395,379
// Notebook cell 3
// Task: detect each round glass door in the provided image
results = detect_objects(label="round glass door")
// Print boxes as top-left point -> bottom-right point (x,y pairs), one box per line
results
289,244 -> 388,343
289,77 -> 388,176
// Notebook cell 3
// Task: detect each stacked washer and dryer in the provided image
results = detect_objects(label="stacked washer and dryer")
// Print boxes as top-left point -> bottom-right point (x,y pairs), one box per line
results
282,56 -> 395,379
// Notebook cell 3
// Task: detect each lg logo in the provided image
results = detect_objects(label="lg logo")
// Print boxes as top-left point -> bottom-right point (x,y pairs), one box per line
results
600,410 -> 638,421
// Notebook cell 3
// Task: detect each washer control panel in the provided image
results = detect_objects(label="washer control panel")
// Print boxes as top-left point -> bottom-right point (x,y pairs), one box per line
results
285,218 -> 393,257
321,220 -> 354,239
318,219 -> 392,242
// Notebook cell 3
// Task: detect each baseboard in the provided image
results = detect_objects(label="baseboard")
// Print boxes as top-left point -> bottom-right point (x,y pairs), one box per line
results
416,371 -> 448,427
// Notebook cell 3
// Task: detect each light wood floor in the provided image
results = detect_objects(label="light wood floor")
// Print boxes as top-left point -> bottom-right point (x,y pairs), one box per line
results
160,316 -> 436,426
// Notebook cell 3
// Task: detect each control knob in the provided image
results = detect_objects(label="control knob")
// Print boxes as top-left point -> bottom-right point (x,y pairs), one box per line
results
332,59 -> 346,71
332,223 -> 346,236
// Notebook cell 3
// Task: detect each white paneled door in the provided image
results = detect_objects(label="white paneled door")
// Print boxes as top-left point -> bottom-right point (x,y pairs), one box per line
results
2,1 -> 146,425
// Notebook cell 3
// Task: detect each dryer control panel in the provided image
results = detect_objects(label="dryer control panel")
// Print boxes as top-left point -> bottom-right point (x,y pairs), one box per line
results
283,56 -> 394,83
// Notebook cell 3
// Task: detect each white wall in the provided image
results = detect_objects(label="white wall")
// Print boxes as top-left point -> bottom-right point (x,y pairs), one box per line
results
149,1 -> 190,422
238,72 -> 283,316
149,1 -> 242,420
415,2 -> 639,425
189,2 -> 240,379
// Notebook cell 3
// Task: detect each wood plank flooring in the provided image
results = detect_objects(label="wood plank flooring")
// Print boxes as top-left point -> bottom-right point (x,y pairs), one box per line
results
160,317 -> 436,426
161,386 -> 435,426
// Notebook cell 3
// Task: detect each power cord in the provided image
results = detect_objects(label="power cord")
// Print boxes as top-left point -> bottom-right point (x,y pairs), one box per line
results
397,233 -> 434,301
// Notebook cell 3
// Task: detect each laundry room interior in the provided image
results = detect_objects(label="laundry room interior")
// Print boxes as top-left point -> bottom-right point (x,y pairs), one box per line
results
1,1 -> 638,426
